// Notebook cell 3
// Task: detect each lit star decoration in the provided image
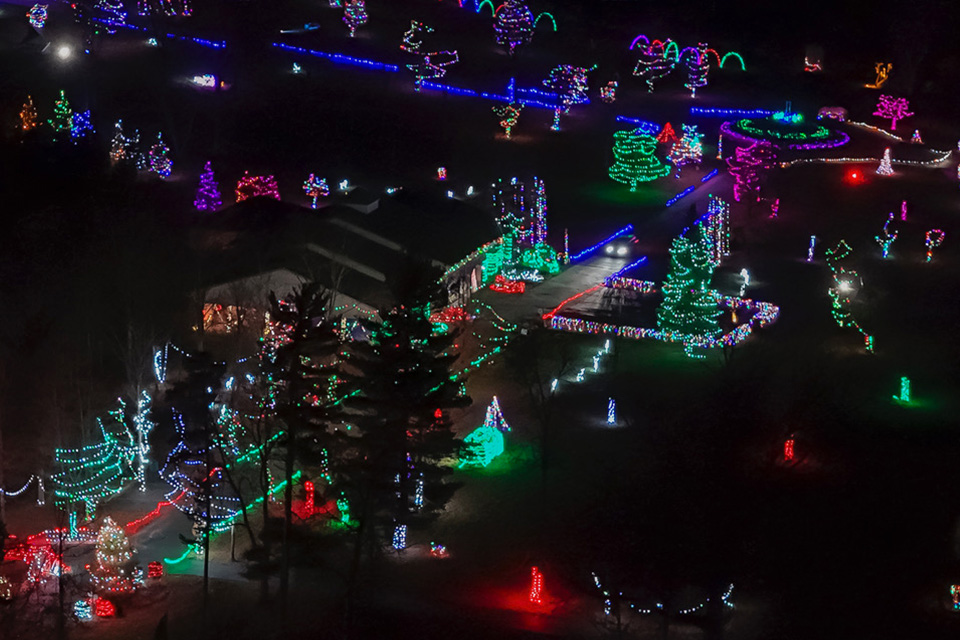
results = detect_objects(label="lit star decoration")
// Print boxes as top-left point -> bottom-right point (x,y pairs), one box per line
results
875,213 -> 898,258
302,174 -> 330,208
342,0 -> 367,37
865,62 -> 892,89
194,161 -> 222,211
873,95 -> 913,131
925,229 -> 945,262
492,102 -> 523,138
148,132 -> 173,178
825,240 -> 873,352
667,124 -> 704,175
47,90 -> 72,140
876,148 -> 894,176
493,0 -> 534,55
27,3 -> 47,28
609,128 -> 671,191
20,95 -> 38,131
235,172 -> 280,202
70,109 -> 94,143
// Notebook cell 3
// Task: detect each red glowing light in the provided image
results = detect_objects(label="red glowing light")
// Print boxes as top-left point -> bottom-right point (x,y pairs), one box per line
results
147,561 -> 164,578
95,597 -> 116,617
784,438 -> 795,462
529,566 -> 543,605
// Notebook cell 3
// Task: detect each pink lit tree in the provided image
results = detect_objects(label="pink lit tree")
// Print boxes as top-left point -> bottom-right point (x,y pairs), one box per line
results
873,95 -> 913,131
194,161 -> 222,211
726,141 -> 776,202
235,172 -> 280,202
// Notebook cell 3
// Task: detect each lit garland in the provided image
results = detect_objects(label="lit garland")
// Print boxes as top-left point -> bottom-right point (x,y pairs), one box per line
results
27,3 -> 47,28
603,256 -> 649,285
873,95 -> 913,131
96,0 -> 127,31
235,172 -> 280,202
690,106 -> 774,118
47,90 -> 72,140
609,129 -> 670,190
20,95 -> 39,131
925,229 -> 945,262
492,102 -> 523,138
779,148 -> 953,169
720,117 -> 849,150
342,0 -> 367,37
494,0 -> 534,55
875,213 -> 897,258
148,132 -> 173,178
614,116 -> 659,135
825,240 -> 872,352
302,174 -> 330,208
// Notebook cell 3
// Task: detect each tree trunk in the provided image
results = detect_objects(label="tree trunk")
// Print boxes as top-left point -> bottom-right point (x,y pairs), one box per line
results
280,419 -> 295,622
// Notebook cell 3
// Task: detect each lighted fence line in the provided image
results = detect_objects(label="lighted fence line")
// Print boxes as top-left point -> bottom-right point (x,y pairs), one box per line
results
272,42 -> 400,71
91,19 -> 226,48
690,107 -> 774,118
700,168 -> 719,182
0,475 -> 40,497
569,225 -> 635,262
614,116 -> 660,136
780,148 -> 953,169
592,573 -> 734,616
422,77 -> 571,110
603,256 -> 647,284
665,186 -> 695,207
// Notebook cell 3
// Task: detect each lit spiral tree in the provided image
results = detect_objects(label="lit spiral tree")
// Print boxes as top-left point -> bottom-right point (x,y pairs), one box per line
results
493,0 -> 534,56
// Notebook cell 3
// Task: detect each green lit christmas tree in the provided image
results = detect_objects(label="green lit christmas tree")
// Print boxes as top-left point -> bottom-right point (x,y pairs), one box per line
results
608,128 -> 670,191
656,226 -> 722,341
47,90 -> 72,140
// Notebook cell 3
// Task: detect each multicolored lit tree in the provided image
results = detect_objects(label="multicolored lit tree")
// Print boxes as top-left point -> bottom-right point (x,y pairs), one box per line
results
667,124 -> 704,173
88,517 -> 140,594
20,95 -> 38,132
148,133 -> 173,178
725,140 -> 776,202
873,95 -> 913,131
47,90 -> 72,140
656,226 -> 721,343
494,0 -> 534,55
236,172 -> 280,202
876,147 -> 894,176
608,128 -> 670,191
492,102 -> 523,138
342,0 -> 367,37
401,20 -> 431,53
542,64 -> 592,131
302,173 -> 330,208
683,43 -> 709,97
109,120 -> 126,163
194,161 -> 222,211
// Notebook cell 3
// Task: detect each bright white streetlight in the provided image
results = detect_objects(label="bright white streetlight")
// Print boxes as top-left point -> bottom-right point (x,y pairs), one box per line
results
56,45 -> 72,60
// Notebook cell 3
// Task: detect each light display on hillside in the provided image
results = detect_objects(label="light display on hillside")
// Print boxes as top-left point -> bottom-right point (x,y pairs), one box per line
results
609,129 -> 670,191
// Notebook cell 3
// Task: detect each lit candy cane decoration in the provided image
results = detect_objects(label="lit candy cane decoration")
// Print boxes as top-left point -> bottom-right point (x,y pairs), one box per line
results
925,229 -> 945,262
530,566 -> 544,604
806,235 -> 817,262
875,213 -> 898,258
607,398 -> 616,424
901,200 -> 907,221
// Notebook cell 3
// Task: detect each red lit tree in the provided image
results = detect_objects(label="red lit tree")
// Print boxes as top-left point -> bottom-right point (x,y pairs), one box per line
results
656,122 -> 678,145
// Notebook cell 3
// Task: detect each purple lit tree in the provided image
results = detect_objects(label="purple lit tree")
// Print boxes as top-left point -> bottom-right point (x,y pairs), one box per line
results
873,95 -> 913,131
726,141 -> 776,202
194,161 -> 222,211
493,0 -> 534,56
